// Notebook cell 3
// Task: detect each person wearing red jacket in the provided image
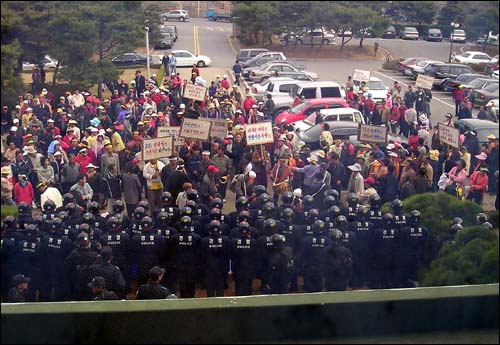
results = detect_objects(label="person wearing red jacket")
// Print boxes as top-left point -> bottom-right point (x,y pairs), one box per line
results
13,175 -> 34,205
467,167 -> 489,205
452,85 -> 465,116
151,89 -> 162,105
363,93 -> 375,124
243,94 -> 254,116
75,149 -> 93,174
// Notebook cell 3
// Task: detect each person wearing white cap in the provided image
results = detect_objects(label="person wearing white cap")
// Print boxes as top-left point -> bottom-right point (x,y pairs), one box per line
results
234,170 -> 256,199
347,163 -> 364,196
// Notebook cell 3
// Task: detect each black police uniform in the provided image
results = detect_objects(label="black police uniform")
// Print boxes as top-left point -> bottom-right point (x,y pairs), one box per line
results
349,220 -> 374,288
321,241 -> 352,291
371,226 -> 399,289
231,234 -> 257,296
136,281 -> 173,299
339,227 -> 358,288
277,219 -> 301,292
200,234 -> 231,297
92,290 -> 119,301
87,260 -> 127,298
65,245 -> 99,300
265,244 -> 294,294
396,224 -> 428,287
1,236 -> 16,302
173,231 -> 201,298
368,208 -> 384,229
130,231 -> 164,284
393,213 -> 408,230
256,228 -> 278,292
16,232 -> 44,301
301,232 -> 330,292
99,230 -> 131,283
155,225 -> 178,292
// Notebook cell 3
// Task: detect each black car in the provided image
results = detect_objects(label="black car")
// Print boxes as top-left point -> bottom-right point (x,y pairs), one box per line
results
154,35 -> 173,50
423,63 -> 475,89
111,53 -> 148,66
425,28 -> 443,42
161,25 -> 177,41
455,119 -> 499,145
382,26 -> 396,39
441,73 -> 485,92
296,121 -> 360,150
472,83 -> 500,107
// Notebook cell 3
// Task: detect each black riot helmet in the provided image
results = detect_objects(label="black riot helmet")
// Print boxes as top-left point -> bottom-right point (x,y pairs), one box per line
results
115,214 -> 125,227
209,207 -> 222,221
210,198 -> 223,209
186,189 -> 199,201
157,211 -> 170,226
182,206 -> 193,217
32,214 -> 43,227
450,223 -> 463,235
313,219 -> 326,234
179,216 -> 192,232
281,208 -> 294,223
391,199 -> 404,214
348,193 -> 358,207
409,210 -> 421,226
65,202 -> 76,216
209,220 -> 222,236
272,233 -> 286,249
186,200 -> 197,212
306,208 -> 320,222
161,191 -> 173,205
238,221 -> 251,237
137,200 -> 150,213
254,185 -> 266,197
18,201 -> 30,215
475,213 -> 489,225
43,200 -> 56,213
24,223 -> 38,236
113,200 -> 125,214
237,210 -> 250,223
3,216 -> 16,230
50,218 -> 63,232
482,222 -> 493,230
236,196 -> 249,211
302,195 -> 314,210
383,213 -> 394,227
258,193 -> 270,205
107,216 -> 120,231
357,205 -> 369,221
263,202 -> 275,217
264,218 -> 278,234
82,212 -> 94,225
141,216 -> 154,231
452,217 -> 464,225
336,215 -> 348,230
324,189 -> 339,200
370,193 -> 382,210
330,228 -> 343,243
62,193 -> 75,205
133,206 -> 146,221
329,205 -> 342,219
281,191 -> 294,206
57,210 -> 68,221
324,195 -> 336,208
87,201 -> 100,214
79,223 -> 91,234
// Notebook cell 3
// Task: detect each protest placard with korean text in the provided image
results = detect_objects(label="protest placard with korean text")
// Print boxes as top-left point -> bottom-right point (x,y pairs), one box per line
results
415,75 -> 435,90
142,137 -> 174,161
352,69 -> 371,82
157,126 -> 185,146
357,124 -> 388,144
200,118 -> 228,138
438,122 -> 460,148
245,122 -> 274,145
183,83 -> 207,102
180,118 -> 212,141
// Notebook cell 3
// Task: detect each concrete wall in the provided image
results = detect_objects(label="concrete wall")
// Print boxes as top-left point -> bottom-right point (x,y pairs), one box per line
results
2,284 -> 498,344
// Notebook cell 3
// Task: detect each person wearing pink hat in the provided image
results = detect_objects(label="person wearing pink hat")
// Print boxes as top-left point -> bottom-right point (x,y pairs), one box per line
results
359,176 -> 377,205
473,152 -> 488,173
200,165 -> 219,205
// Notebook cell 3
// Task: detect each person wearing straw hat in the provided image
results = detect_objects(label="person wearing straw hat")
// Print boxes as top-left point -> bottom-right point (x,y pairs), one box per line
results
347,163 -> 364,196
1,166 -> 15,205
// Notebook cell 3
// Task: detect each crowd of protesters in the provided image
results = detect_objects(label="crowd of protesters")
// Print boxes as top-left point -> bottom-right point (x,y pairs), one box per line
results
0,52 -> 498,302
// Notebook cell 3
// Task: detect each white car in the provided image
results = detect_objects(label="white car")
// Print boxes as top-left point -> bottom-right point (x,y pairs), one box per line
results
451,29 -> 467,43
364,77 -> 389,104
248,62 -> 317,83
297,30 -> 336,45
454,51 -> 493,65
251,77 -> 296,102
492,70 -> 499,80
22,55 -> 59,71
162,10 -> 189,22
292,107 -> 365,132
172,50 -> 211,67
405,60 -> 444,80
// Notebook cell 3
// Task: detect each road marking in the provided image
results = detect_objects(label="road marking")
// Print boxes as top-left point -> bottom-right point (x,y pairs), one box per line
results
227,35 -> 236,55
373,70 -> 454,109
194,26 -> 200,55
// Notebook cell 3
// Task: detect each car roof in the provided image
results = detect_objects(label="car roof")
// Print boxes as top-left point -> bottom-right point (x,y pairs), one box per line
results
456,119 -> 499,128
319,107 -> 361,115
462,51 -> 490,55
305,97 -> 348,105
172,50 -> 190,54
320,121 -> 360,128
239,48 -> 268,53
368,77 -> 382,82
428,28 -> 442,32
297,81 -> 341,88
265,77 -> 296,82
436,63 -> 472,67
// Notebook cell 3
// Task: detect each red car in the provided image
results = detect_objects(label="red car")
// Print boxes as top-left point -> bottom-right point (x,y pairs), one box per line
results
275,98 -> 349,125
396,57 -> 428,75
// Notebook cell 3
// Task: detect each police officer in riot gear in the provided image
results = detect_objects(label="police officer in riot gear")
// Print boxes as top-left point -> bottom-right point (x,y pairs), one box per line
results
231,221 -> 257,296
17,201 -> 32,231
15,223 -> 43,301
100,216 -> 131,286
129,206 -> 146,237
368,194 -> 384,228
321,229 -> 352,291
66,232 -> 99,300
201,220 -> 231,297
174,216 -> 201,298
349,206 -> 374,288
320,195 -> 337,221
155,211 -> 178,291
254,201 -> 276,234
42,200 -> 57,223
277,207 -> 301,292
57,210 -> 78,241
250,193 -> 271,226
265,234 -> 294,294
301,219 -> 330,292
391,199 -> 407,229
295,195 -> 315,225
299,208 -> 320,238
342,193 -> 359,222
226,196 -> 249,229
87,246 -> 127,298
371,213 -> 398,289
249,185 -> 267,210
256,218 -> 279,292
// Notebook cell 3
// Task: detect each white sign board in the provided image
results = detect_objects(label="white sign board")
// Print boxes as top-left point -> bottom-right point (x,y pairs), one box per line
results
438,122 -> 460,148
245,122 -> 274,145
157,126 -> 184,146
142,137 -> 174,161
183,84 -> 207,102
200,118 -> 228,139
180,118 -> 212,141
352,69 -> 371,82
415,75 -> 435,90
358,124 -> 388,144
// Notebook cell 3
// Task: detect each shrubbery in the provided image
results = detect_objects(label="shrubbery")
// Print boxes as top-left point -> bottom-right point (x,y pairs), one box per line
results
1,205 -> 18,219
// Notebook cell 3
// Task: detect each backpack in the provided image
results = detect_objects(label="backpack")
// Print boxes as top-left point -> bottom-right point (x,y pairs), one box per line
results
229,174 -> 242,193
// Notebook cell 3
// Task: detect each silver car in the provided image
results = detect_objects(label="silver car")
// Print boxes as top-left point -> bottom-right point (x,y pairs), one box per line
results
163,10 -> 190,22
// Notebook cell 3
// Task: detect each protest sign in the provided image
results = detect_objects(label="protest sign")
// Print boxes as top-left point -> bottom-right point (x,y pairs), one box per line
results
142,137 -> 174,161
180,118 -> 212,141
245,122 -> 274,145
415,74 -> 435,90
352,69 -> 371,82
358,124 -> 388,144
438,122 -> 460,148
183,83 -> 207,102
200,118 -> 228,138
157,126 -> 184,146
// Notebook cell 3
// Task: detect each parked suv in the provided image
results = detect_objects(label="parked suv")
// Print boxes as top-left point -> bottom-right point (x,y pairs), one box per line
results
451,29 -> 467,43
400,27 -> 419,40
297,30 -> 336,45
237,48 -> 268,63
163,10 -> 189,22
425,28 -> 443,42
424,63 -> 475,89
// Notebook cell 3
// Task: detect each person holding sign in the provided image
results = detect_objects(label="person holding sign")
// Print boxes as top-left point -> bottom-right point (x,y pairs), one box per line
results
270,156 -> 293,205
143,158 -> 165,213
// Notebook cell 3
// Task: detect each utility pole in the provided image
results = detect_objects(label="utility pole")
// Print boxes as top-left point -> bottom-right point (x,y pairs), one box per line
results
145,26 -> 150,81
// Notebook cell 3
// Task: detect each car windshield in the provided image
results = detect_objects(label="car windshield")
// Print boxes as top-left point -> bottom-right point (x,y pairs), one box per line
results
457,74 -> 478,82
416,60 -> 430,67
454,30 -> 466,35
406,28 -> 418,33
468,79 -> 488,88
289,100 -> 310,114
304,113 -> 317,125
485,84 -> 499,92
366,81 -> 386,90
475,128 -> 498,143
429,29 -> 440,34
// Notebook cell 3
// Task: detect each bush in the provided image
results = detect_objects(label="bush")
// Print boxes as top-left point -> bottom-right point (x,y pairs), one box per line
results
422,226 -> 499,286
382,59 -> 399,71
1,205 -> 18,220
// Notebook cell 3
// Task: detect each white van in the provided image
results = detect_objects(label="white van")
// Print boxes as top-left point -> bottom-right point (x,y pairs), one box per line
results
292,107 -> 364,132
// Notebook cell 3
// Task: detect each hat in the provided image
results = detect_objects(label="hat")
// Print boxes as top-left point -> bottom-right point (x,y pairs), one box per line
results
180,103 -> 186,109
177,159 -> 185,169
226,134 -> 234,139
307,155 -> 318,163
445,113 -> 453,118
207,165 -> 219,174
169,155 -> 178,161
79,148 -> 88,154
356,154 -> 366,161
23,146 -> 36,154
348,163 -> 362,172
13,118 -> 19,123
53,151 -> 62,157
248,171 -> 257,179
10,126 -> 17,132
1,166 -> 10,175
386,143 -> 395,150
208,103 -> 215,109
47,119 -> 55,123
36,181 -> 46,189
475,152 -> 488,160
86,163 -> 98,169
202,150 -> 211,156
388,152 -> 398,157
68,120 -> 77,125
429,150 -> 440,161
316,150 -> 326,159
480,167 -> 489,172
149,266 -> 165,279
293,188 -> 302,198
486,134 -> 496,140
87,276 -> 105,289
78,232 -> 89,241
364,177 -> 375,185
12,274 -> 30,286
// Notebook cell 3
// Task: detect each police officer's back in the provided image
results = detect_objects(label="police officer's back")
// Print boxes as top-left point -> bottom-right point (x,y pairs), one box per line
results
371,213 -> 399,289
87,276 -> 119,301
368,194 -> 384,228
136,266 -> 177,300
173,216 -> 201,298
391,199 -> 408,229
87,246 -> 126,298
301,220 -> 330,292
321,229 -> 352,291
230,221 -> 257,296
15,223 -> 44,301
265,234 -> 294,294
349,206 -> 374,288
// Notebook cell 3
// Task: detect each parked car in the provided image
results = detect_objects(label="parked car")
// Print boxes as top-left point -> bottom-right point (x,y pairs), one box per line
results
472,83 -> 500,107
249,62 -> 317,83
441,73 -> 486,92
161,25 -> 178,41
264,71 -> 315,82
424,63 -> 475,89
111,53 -> 148,66
400,27 -> 419,40
357,27 -> 375,38
453,51 -> 493,65
492,70 -> 499,80
251,77 -> 298,102
297,30 -> 336,45
236,48 -> 268,63
486,99 -> 499,118
425,28 -> 443,42
397,57 -> 428,75
359,77 -> 389,104
405,60 -> 444,80
476,32 -> 499,47
275,97 -> 349,125
22,55 -> 59,70
154,34 -> 173,50
455,119 -> 499,145
241,52 -> 287,68
461,78 -> 498,92
451,29 -> 467,43
243,59 -> 301,81
162,10 -> 189,22
171,50 -> 211,67
382,26 -> 396,39
296,121 -> 360,150
292,107 -> 365,132
337,29 -> 353,38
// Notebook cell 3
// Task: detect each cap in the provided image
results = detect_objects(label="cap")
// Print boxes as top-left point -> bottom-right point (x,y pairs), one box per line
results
486,134 -> 496,140
180,104 -> 186,109
388,152 -> 398,157
480,167 -> 489,172
87,276 -> 105,289
68,120 -> 77,125
13,118 -> 19,123
348,163 -> 362,172
23,146 -> 36,154
12,274 -> 30,286
202,150 -> 211,156
475,152 -> 487,160
10,126 -> 17,132
86,163 -> 98,169
53,151 -> 62,156
1,166 -> 11,175
364,177 -> 375,185
207,165 -> 219,174
248,171 -> 256,179
445,113 -> 453,118
79,148 -> 88,154
226,134 -> 234,139
149,266 -> 165,279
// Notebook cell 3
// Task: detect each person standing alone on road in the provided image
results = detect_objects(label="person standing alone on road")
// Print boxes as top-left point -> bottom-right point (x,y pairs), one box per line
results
233,60 -> 242,86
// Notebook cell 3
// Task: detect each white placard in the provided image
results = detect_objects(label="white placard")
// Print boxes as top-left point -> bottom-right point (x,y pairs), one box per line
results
142,137 -> 174,161
352,69 -> 371,82
180,118 -> 212,141
183,84 -> 207,102
157,126 -> 184,146
245,122 -> 274,145
415,75 -> 435,90
438,122 -> 460,148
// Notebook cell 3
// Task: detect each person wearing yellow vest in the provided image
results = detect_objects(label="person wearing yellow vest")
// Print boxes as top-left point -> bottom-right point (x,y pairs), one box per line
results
143,158 -> 165,212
